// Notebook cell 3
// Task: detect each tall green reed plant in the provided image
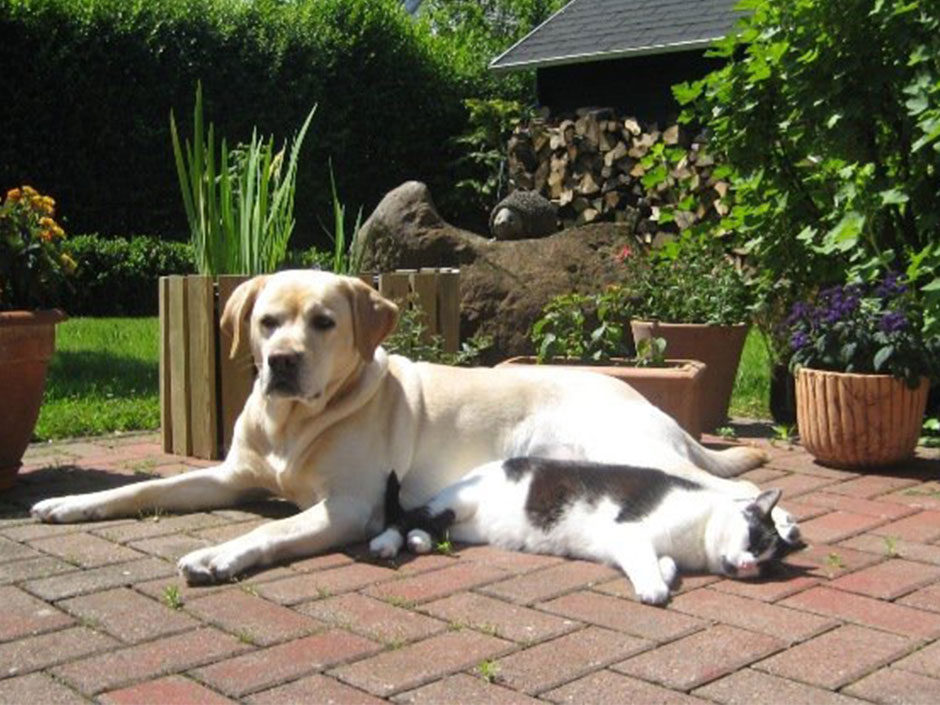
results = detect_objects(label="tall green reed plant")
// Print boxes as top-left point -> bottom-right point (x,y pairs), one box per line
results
325,160 -> 364,275
170,83 -> 315,275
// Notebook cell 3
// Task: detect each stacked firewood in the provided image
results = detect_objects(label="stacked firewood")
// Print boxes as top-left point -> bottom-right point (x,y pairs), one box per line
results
506,108 -> 727,236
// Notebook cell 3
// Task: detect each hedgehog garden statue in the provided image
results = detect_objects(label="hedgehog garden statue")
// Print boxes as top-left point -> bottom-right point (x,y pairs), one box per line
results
489,190 -> 558,240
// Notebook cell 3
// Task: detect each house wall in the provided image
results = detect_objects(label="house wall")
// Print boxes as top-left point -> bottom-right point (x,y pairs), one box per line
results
536,50 -> 722,122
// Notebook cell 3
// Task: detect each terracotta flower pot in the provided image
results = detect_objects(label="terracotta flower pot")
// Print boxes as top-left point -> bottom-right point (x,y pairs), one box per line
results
497,356 -> 706,438
795,367 -> 928,469
0,309 -> 66,489
630,320 -> 749,431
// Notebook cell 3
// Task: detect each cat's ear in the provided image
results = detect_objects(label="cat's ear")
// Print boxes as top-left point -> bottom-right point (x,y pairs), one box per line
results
747,489 -> 782,518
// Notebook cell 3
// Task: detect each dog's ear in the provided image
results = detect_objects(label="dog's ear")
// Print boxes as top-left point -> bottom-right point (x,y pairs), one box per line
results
220,276 -> 269,359
345,277 -> 399,362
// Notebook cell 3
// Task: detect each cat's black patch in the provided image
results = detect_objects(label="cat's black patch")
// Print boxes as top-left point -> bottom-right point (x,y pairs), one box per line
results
502,457 -> 703,531
382,471 -> 455,543
384,471 -> 404,527
746,515 -> 779,557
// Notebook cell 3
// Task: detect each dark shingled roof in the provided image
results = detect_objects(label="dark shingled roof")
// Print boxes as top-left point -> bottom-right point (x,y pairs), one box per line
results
490,0 -> 739,72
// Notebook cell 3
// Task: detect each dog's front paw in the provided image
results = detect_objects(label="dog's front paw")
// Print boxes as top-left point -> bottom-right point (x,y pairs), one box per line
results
177,544 -> 256,585
31,495 -> 104,523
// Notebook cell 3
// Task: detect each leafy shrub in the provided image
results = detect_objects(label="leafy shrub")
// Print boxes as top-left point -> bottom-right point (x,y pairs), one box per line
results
0,0 -> 469,247
675,0 -> 940,354
617,234 -> 753,325
416,0 -> 566,101
384,294 -> 492,366
530,289 -> 633,363
66,234 -> 194,316
441,98 -> 528,230
529,289 -> 672,366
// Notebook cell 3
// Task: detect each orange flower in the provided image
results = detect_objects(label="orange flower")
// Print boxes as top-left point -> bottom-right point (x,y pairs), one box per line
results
22,185 -> 37,198
39,216 -> 56,229
39,229 -> 54,242
5,188 -> 22,202
52,224 -> 65,239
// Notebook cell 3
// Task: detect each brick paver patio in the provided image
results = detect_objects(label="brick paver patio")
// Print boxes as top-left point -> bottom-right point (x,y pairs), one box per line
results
2,427 -> 939,703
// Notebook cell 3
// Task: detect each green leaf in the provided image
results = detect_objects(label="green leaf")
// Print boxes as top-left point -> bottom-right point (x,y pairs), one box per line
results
822,212 -> 865,253
841,342 -> 857,363
672,81 -> 703,105
874,345 -> 894,371
879,188 -> 909,206
922,277 -> 940,292
641,164 -> 668,189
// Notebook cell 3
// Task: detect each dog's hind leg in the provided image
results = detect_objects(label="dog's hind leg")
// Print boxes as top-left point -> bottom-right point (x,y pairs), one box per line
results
31,464 -> 262,523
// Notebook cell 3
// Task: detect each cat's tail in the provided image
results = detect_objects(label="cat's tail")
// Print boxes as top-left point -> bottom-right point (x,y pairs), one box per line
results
686,440 -> 769,478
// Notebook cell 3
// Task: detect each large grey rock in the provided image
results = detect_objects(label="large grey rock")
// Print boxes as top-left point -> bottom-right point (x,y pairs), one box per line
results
356,181 -> 634,362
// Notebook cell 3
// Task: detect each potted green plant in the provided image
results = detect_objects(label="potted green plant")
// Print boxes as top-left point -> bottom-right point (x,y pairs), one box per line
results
0,186 -> 74,489
498,289 -> 707,438
785,274 -> 939,468
619,233 -> 753,431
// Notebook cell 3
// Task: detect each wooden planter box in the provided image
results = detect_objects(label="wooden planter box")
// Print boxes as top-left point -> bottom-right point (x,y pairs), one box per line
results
159,269 -> 460,459
497,356 -> 707,438
795,367 -> 929,468
159,275 -> 251,460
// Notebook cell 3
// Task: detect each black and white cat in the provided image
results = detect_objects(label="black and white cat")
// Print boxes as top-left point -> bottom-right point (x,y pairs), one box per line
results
370,457 -> 798,605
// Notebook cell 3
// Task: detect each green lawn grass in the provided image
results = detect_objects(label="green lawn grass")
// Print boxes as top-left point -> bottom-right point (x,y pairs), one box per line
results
35,317 -> 160,441
729,328 -> 772,420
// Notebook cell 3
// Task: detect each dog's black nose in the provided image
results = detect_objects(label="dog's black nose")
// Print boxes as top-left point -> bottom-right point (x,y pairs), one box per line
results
268,352 -> 302,379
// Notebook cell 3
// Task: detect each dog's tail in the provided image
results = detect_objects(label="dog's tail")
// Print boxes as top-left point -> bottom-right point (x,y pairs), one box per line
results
686,440 -> 769,478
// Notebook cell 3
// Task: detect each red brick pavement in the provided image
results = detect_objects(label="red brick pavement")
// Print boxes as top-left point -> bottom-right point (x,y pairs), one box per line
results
1,429 -> 939,702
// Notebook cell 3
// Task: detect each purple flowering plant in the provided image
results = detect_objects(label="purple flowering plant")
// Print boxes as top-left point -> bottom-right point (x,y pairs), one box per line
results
785,273 -> 939,388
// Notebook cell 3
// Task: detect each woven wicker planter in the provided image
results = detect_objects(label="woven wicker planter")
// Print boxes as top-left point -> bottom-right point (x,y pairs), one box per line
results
795,367 -> 928,469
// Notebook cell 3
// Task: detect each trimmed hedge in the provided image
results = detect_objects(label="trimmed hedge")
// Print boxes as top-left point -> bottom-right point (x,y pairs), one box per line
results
0,0 -> 473,247
66,234 -> 194,316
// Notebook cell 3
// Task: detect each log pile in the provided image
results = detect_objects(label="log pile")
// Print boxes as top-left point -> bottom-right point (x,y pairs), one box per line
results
506,108 -> 728,238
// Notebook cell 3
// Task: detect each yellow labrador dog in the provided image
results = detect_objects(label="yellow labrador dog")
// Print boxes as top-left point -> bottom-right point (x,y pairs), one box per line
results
32,270 -> 797,583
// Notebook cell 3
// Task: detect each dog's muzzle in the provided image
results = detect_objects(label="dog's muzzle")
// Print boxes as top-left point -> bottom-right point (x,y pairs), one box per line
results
266,352 -> 304,396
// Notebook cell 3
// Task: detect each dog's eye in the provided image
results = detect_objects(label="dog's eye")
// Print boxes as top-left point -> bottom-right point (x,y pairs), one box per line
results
311,314 -> 335,331
259,315 -> 279,330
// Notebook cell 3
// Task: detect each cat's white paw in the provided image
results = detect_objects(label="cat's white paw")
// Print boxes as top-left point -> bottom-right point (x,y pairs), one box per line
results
31,495 -> 105,523
636,583 -> 671,606
369,529 -> 403,559
406,529 -> 433,554
772,506 -> 802,545
658,556 -> 678,586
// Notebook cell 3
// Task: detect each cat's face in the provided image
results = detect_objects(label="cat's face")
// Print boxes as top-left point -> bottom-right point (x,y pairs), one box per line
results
708,489 -> 783,579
